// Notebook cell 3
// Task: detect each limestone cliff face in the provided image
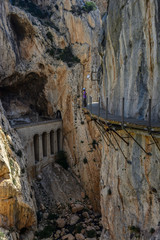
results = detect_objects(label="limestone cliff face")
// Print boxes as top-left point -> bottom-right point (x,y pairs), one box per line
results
101,0 -> 160,121
0,101 -> 36,231
100,129 -> 160,240
0,0 -> 102,214
100,0 -> 160,239
89,0 -> 108,16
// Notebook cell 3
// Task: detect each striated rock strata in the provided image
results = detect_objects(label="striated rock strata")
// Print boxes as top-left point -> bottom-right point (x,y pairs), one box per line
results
0,101 -> 36,232
100,1 -> 160,239
0,0 -> 102,218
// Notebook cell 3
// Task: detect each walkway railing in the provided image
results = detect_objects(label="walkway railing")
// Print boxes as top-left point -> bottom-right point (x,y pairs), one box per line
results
84,97 -> 160,130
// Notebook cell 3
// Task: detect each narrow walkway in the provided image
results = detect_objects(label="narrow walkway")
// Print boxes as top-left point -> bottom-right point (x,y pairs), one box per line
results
84,103 -> 160,132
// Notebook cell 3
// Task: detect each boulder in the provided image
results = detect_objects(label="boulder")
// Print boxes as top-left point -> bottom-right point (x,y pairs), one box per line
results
56,218 -> 66,228
62,234 -> 75,240
70,215 -> 80,225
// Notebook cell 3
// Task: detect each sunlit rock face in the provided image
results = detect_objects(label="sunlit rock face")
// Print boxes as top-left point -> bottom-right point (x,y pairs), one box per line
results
100,0 -> 160,239
100,129 -> 160,240
0,0 -> 102,212
0,101 -> 36,231
101,0 -> 160,121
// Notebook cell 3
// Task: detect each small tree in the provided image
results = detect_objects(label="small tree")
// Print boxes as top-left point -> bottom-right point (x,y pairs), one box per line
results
83,1 -> 97,13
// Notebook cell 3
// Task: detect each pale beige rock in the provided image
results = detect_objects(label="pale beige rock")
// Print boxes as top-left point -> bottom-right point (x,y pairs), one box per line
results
0,102 -> 36,230
63,0 -> 72,11
87,14 -> 95,29
72,203 -> 84,213
82,211 -> 89,219
56,218 -> 66,228
70,215 -> 80,225
62,233 -> 75,240
75,233 -> 85,240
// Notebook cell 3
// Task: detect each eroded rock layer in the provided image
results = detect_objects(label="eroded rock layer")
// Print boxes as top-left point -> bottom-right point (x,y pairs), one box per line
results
101,0 -> 160,121
0,0 -> 102,234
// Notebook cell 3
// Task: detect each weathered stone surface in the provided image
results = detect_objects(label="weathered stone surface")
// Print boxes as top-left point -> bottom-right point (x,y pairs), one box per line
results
0,102 -> 36,231
101,0 -> 160,121
99,1 -> 160,239
62,233 -> 75,240
70,215 -> 80,225
75,233 -> 85,240
100,130 -> 160,240
56,218 -> 66,228
0,0 -> 102,212
72,203 -> 84,213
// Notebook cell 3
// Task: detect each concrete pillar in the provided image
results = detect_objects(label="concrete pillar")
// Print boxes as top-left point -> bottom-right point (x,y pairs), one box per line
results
50,131 -> 54,155
47,132 -> 51,158
54,131 -> 58,153
39,134 -> 43,161
30,138 -> 34,167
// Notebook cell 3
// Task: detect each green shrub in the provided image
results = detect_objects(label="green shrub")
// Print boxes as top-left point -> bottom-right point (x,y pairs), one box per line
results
74,223 -> 83,233
55,151 -> 69,170
47,46 -> 80,67
48,213 -> 58,220
0,231 -> 5,238
35,225 -> 56,239
82,1 -> 97,13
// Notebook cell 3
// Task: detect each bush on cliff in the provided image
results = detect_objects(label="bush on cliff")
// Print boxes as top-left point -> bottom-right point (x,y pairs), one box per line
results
83,1 -> 97,13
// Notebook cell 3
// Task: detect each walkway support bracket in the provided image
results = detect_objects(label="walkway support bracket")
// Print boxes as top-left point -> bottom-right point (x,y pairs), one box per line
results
121,97 -> 124,129
148,98 -> 152,132
106,97 -> 108,120
98,97 -> 100,117
124,128 -> 152,156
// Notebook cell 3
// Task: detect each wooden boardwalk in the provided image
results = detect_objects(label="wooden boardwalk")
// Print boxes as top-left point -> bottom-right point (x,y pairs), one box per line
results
84,102 -> 160,132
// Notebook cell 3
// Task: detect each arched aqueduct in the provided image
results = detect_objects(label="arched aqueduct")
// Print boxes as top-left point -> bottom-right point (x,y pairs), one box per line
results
14,118 -> 62,176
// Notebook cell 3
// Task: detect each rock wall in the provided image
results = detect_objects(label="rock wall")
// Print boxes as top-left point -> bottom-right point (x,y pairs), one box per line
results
100,129 -> 160,240
101,0 -> 160,121
0,101 -> 36,233
100,0 -> 160,239
0,0 -> 102,216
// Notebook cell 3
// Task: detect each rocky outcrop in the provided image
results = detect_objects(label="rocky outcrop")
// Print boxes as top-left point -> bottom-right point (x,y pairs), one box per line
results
89,0 -> 108,16
0,101 -> 36,232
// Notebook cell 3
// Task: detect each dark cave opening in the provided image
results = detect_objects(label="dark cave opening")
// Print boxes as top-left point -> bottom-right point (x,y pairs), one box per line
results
10,14 -> 27,41
0,72 -> 50,125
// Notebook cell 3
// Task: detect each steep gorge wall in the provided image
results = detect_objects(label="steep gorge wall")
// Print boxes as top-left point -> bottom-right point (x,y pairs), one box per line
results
100,129 -> 160,240
100,0 -> 160,239
0,101 -> 36,233
101,0 -> 160,120
0,0 -> 102,217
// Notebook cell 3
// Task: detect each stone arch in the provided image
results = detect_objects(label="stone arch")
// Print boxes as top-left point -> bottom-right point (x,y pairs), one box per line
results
42,132 -> 47,157
57,129 -> 61,152
50,130 -> 54,155
34,134 -> 39,163
56,110 -> 62,119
